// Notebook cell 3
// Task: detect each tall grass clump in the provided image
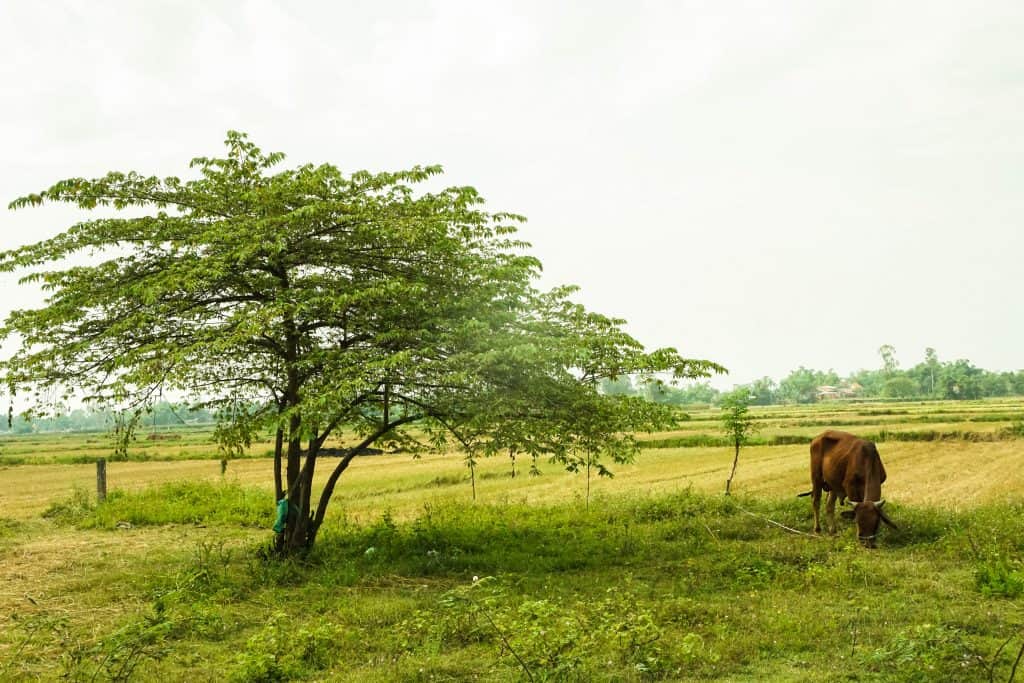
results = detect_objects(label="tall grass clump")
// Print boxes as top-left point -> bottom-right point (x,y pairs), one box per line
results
43,481 -> 272,529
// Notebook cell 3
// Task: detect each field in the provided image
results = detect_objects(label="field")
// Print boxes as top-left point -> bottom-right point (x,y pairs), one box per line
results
1,399 -> 1023,681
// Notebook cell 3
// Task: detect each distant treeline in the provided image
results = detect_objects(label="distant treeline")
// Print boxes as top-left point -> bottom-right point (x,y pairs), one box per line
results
1,401 -> 215,434
603,347 -> 1024,406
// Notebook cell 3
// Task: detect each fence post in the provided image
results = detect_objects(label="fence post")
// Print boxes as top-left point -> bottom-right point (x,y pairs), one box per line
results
96,458 -> 107,503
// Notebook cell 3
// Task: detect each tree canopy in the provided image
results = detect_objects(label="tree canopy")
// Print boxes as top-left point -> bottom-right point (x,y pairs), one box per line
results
0,132 -> 723,552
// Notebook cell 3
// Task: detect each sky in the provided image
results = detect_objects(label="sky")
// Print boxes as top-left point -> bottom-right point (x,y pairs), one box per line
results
1,1 -> 1022,389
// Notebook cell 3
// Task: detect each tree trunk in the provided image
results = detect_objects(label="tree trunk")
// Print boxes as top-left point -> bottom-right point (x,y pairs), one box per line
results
470,459 -> 476,501
277,423 -> 315,554
275,415 -> 420,555
273,427 -> 284,501
725,441 -> 740,495
586,455 -> 591,509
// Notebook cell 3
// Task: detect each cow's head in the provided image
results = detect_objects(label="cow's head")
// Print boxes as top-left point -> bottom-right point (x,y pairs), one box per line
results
841,499 -> 897,548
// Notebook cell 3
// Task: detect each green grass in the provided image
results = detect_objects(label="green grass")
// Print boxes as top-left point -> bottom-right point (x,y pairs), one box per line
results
4,481 -> 1024,681
4,398 -> 1024,680
42,481 -> 272,529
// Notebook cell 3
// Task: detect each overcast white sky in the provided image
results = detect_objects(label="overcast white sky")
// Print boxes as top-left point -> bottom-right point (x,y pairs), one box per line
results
1,1 -> 1021,388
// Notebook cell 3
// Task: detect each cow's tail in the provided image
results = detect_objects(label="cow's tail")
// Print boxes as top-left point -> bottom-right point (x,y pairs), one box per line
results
796,490 -> 813,498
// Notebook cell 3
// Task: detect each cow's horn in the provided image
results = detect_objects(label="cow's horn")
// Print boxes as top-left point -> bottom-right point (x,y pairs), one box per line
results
875,501 -> 898,529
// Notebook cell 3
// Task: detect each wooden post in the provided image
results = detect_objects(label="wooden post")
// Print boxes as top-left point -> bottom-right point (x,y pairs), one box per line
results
96,458 -> 107,502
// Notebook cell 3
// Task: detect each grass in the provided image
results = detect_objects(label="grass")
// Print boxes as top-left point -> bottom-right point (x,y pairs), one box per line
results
2,484 -> 1023,680
42,481 -> 272,529
4,398 -> 1024,467
2,398 -> 1024,680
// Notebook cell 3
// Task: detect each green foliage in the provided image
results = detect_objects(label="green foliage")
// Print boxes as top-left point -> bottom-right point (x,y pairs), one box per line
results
401,576 -> 717,679
719,390 -> 758,446
7,541 -> 243,681
878,343 -> 899,376
720,389 -> 759,495
629,347 -> 1024,409
866,623 -> 983,681
777,366 -> 839,404
63,607 -> 177,681
2,402 -> 214,434
641,378 -> 720,406
599,376 -> 636,396
43,481 -> 270,529
1,131 -> 721,552
882,375 -> 918,399
975,559 -> 1024,598
8,483 -> 1024,680
231,612 -> 341,682
41,485 -> 96,524
738,376 -> 778,406
0,517 -> 23,541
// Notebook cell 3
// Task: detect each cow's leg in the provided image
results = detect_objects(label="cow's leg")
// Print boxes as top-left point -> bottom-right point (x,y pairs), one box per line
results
825,491 -> 839,534
811,486 -> 822,533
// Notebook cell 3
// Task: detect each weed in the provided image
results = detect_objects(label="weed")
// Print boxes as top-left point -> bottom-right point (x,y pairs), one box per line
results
41,484 -> 96,524
0,517 -> 24,539
401,576 -> 718,680
1,612 -> 74,679
975,558 -> 1024,598
230,612 -> 341,682
866,623 -> 984,681
61,606 -> 177,681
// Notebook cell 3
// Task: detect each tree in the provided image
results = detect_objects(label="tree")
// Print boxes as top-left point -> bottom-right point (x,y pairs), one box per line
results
0,132 -> 723,554
881,376 -> 917,399
720,389 -> 758,495
938,359 -> 983,400
599,376 -> 636,396
1007,371 -> 1024,397
878,344 -> 899,377
741,376 -> 777,406
777,367 -> 825,404
923,347 -> 940,397
640,377 -> 720,406
849,368 -> 886,398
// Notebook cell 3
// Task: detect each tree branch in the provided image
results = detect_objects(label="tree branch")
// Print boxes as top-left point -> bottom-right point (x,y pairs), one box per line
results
311,413 -> 422,528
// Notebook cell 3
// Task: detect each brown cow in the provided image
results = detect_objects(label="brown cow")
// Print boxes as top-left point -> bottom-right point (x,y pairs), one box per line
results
798,430 -> 897,547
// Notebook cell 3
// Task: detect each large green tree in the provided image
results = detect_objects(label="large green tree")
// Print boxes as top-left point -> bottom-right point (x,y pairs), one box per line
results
0,132 -> 722,553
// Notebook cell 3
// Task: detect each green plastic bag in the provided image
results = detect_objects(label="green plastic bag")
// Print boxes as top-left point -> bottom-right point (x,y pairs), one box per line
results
273,498 -> 289,533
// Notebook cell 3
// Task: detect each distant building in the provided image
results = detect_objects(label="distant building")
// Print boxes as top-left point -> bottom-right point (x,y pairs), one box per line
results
816,383 -> 861,401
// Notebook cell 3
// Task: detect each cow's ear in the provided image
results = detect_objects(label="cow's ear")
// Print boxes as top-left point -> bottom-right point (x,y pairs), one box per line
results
840,510 -> 856,520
